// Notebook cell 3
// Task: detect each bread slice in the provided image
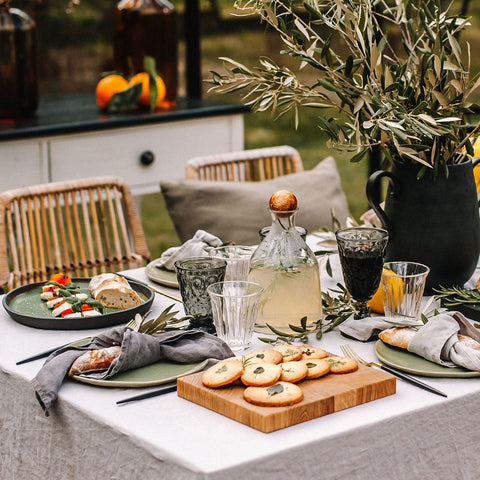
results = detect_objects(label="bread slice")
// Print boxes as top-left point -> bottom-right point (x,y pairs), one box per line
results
89,273 -> 129,294
89,273 -> 142,310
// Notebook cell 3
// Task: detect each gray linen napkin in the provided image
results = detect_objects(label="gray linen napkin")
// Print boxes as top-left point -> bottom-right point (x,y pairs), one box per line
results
32,327 -> 234,416
339,316 -> 400,342
407,312 -> 480,371
339,311 -> 480,371
155,229 -> 222,271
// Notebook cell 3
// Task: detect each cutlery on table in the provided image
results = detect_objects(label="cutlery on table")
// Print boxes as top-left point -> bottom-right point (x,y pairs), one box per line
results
16,317 -> 140,365
340,344 -> 448,398
116,383 -> 177,405
16,336 -> 93,365
147,284 -> 182,302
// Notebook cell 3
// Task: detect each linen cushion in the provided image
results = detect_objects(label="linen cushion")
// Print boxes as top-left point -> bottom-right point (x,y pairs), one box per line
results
160,156 -> 350,244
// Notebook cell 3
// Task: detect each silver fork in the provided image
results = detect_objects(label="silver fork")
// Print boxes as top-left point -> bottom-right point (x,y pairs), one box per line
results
340,344 -> 447,398
125,313 -> 142,332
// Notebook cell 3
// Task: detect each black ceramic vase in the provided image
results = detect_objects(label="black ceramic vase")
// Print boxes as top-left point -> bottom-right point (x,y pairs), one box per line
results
366,160 -> 480,291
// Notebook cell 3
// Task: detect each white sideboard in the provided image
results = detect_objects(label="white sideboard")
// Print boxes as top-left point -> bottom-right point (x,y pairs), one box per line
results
0,94 -> 248,195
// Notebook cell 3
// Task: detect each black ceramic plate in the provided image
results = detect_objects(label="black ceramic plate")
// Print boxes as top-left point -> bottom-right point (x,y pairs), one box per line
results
3,278 -> 154,330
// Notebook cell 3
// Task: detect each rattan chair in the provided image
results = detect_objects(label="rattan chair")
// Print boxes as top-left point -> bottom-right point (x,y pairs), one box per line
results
185,145 -> 304,181
0,176 -> 150,290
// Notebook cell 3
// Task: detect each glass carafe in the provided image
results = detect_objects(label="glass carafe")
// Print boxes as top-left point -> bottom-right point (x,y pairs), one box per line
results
113,0 -> 178,107
248,191 -> 322,333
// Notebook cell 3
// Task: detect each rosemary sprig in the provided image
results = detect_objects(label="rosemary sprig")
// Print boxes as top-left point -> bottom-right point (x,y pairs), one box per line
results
433,285 -> 480,306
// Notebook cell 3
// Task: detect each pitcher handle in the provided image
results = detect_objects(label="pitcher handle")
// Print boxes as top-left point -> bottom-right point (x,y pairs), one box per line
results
366,170 -> 399,232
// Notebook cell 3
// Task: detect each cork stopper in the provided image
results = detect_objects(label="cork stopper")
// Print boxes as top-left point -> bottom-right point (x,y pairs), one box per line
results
269,190 -> 298,216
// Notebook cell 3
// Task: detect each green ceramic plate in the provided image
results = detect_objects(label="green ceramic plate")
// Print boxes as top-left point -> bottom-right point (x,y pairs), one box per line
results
145,259 -> 179,288
374,340 -> 480,378
3,278 -> 154,331
72,359 -> 208,387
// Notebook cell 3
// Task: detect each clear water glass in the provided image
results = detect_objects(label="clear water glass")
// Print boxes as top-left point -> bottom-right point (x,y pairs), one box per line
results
208,245 -> 256,281
207,281 -> 263,351
382,261 -> 430,321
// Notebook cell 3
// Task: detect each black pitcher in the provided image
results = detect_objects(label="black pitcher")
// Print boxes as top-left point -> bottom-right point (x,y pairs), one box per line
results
366,160 -> 480,290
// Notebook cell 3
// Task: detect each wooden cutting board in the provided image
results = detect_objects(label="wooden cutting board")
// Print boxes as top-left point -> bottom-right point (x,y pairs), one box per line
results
177,362 -> 396,433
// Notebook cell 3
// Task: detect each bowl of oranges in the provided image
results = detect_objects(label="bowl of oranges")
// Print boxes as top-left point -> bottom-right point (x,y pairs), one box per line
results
95,56 -> 167,113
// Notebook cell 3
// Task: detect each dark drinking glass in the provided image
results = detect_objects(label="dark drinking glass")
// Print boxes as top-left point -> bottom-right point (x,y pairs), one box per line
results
335,227 -> 388,319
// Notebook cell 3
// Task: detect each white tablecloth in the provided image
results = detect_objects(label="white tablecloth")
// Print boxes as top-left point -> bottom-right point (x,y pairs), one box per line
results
2,255 -> 480,480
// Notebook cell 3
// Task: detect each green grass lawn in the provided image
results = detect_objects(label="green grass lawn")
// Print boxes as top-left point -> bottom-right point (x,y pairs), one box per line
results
140,104 -> 370,260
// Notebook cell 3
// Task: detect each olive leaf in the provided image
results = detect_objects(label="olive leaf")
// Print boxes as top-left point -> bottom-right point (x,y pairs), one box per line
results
433,285 -> 480,306
107,83 -> 142,113
209,0 -> 480,171
134,304 -> 192,335
143,55 -> 159,113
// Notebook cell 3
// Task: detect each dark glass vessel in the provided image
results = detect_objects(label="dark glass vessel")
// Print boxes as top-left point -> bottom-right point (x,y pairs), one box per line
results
113,0 -> 178,107
0,1 -> 38,118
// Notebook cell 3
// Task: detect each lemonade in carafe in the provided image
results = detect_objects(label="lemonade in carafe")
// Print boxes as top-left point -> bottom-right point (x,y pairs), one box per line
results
248,190 -> 323,333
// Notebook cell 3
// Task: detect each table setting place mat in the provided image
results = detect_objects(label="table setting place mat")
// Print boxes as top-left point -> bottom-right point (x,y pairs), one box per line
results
32,326 -> 234,416
339,311 -> 480,376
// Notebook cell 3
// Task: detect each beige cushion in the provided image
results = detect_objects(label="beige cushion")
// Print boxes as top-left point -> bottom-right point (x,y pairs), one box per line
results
160,156 -> 350,244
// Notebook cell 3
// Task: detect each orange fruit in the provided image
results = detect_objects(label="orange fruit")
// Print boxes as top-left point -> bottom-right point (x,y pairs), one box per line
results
368,268 -> 403,314
368,284 -> 385,314
128,72 -> 166,108
473,136 -> 480,158
95,74 -> 129,109
473,163 -> 480,192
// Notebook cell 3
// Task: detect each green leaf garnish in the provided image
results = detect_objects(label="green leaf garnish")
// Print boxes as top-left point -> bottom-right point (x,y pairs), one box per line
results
267,383 -> 284,397
107,83 -> 142,113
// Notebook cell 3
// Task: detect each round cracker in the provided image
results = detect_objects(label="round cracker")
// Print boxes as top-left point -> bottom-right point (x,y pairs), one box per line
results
280,361 -> 308,383
302,359 -> 331,379
244,381 -> 303,407
202,359 -> 244,388
300,345 -> 328,360
325,356 -> 358,374
241,362 -> 282,387
244,349 -> 283,365
272,344 -> 303,362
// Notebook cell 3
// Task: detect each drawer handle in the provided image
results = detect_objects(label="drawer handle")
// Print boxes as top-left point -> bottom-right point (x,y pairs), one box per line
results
140,150 -> 155,166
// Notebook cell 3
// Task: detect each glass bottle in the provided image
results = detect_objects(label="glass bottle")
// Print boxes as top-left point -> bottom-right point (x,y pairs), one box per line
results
0,0 -> 38,118
248,190 -> 323,333
113,0 -> 178,107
